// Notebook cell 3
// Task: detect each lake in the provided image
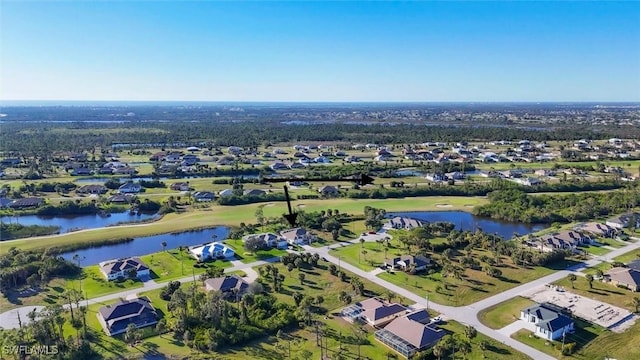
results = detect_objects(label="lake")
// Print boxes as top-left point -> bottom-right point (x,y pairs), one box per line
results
61,227 -> 230,266
387,211 -> 546,239
1,212 -> 159,233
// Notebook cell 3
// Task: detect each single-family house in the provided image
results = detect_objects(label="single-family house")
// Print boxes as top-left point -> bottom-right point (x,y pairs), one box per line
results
242,233 -> 288,249
520,303 -> 574,341
606,213 -> 640,230
360,302 -> 408,327
170,182 -> 191,191
76,184 -> 108,195
71,167 -> 93,176
384,255 -> 432,272
574,222 -> 616,238
119,182 -> 142,194
375,309 -> 445,358
189,242 -> 235,261
8,197 -> 44,209
193,191 -> 215,202
99,257 -> 150,281
97,296 -> 159,336
218,188 -> 234,197
204,275 -> 249,299
280,228 -> 316,245
424,173 -> 446,182
383,217 -> 424,231
606,267 -> 640,291
318,185 -> 340,197
270,161 -> 289,170
108,194 -> 133,204
243,189 -> 266,197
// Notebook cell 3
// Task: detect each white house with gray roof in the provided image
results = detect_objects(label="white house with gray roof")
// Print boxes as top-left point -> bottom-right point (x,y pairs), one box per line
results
520,303 -> 574,341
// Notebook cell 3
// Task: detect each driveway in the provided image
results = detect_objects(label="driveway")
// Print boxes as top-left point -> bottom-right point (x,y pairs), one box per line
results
0,306 -> 45,330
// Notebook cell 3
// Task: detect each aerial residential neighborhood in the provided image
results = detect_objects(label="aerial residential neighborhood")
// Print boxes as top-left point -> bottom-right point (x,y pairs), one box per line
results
1,1 -> 640,358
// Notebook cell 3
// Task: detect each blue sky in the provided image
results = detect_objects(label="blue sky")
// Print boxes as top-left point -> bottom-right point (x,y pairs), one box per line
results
1,1 -> 639,102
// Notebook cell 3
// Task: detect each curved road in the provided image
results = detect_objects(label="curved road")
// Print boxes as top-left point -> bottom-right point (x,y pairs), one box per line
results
3,234 -> 639,360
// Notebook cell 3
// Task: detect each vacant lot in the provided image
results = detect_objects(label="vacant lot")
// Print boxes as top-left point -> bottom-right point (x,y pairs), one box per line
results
478,296 -> 536,329
377,248 -> 561,306
552,276 -> 637,312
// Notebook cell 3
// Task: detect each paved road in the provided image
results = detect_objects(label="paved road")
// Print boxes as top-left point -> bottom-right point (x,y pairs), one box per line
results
3,234 -> 640,359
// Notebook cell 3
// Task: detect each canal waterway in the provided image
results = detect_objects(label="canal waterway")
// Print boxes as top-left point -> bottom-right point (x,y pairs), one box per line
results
1,212 -> 159,233
60,227 -> 230,266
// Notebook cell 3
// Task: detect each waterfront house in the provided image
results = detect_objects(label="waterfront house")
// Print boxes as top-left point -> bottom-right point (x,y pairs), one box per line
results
606,213 -> 640,230
98,296 -> 158,336
118,182 -> 142,194
99,257 -> 150,281
383,216 -> 424,231
242,233 -> 288,249
520,303 -> 574,341
76,184 -> 108,195
8,197 -> 44,209
189,242 -> 235,261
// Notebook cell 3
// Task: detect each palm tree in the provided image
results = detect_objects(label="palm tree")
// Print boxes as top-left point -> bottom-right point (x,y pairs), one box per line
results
633,297 -> 640,313
161,241 -> 167,252
569,274 -> 577,288
586,274 -> 594,289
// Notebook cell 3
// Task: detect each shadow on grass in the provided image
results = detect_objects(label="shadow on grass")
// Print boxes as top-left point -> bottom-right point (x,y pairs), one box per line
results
497,276 -> 521,284
487,343 -> 512,355
546,259 -> 583,271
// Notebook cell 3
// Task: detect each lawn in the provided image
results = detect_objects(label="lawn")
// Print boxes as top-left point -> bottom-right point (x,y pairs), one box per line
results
477,296 -> 536,329
552,276 -> 638,311
511,317 -> 607,360
223,238 -> 288,264
330,239 -> 404,271
578,245 -> 612,256
141,250 -> 232,281
580,262 -> 612,276
377,249 -> 561,306
613,248 -> 640,264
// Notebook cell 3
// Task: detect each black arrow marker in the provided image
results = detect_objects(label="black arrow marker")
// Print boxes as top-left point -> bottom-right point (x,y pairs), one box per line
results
265,173 -> 375,186
282,185 -> 298,227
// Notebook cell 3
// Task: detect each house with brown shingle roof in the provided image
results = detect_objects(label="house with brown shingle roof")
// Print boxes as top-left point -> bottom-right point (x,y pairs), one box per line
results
204,275 -> 248,299
374,309 -> 445,358
606,267 -> 640,291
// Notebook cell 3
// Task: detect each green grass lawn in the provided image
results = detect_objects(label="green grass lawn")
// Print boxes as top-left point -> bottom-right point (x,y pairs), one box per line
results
378,249 -> 561,306
580,262 -> 611,276
553,276 -> 637,311
330,240 -> 405,271
477,296 -> 536,329
223,238 -> 288,264
613,248 -> 640,264
0,195 -> 487,254
579,245 -> 612,256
